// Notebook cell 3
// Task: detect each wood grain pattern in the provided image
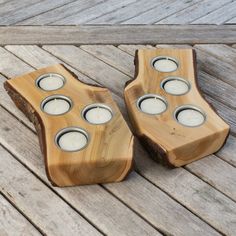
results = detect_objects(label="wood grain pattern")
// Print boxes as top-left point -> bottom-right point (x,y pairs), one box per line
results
124,48 -> 229,167
4,64 -> 133,186
0,25 -> 236,45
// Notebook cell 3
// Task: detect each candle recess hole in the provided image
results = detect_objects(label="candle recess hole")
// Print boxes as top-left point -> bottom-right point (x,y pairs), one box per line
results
161,77 -> 190,95
36,73 -> 65,91
137,94 -> 167,115
152,56 -> 179,73
174,105 -> 206,127
41,95 -> 72,115
55,127 -> 89,152
82,103 -> 113,125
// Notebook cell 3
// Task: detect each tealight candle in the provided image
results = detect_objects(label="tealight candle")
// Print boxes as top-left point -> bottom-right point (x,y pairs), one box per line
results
36,73 -> 65,91
175,106 -> 205,127
161,77 -> 190,95
56,128 -> 88,152
41,95 -> 72,115
152,56 -> 178,72
137,94 -> 167,115
82,104 -> 113,124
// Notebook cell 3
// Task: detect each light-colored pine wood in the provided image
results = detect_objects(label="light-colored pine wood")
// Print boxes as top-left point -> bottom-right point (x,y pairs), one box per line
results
124,48 -> 229,167
4,64 -> 133,186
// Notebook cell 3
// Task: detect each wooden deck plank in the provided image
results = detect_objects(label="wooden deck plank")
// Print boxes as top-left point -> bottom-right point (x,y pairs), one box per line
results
0,0 -> 77,25
186,154 -> 236,201
0,0 -> 41,20
51,0 -> 137,24
134,146 -> 236,236
194,44 -> 236,66
0,0 -> 236,25
157,0 -> 233,24
193,1 -> 236,24
0,194 -> 41,236
0,144 -> 100,236
1,45 -> 223,236
104,172 -> 220,236
0,25 -> 236,45
122,0 -> 200,24
227,16 -> 236,23
42,44 -> 236,235
87,0 -> 173,24
217,135 -> 236,167
42,45 -> 130,97
16,0 -> 104,25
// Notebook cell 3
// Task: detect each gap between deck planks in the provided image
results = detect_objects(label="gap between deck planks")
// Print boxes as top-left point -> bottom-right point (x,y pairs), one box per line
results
0,25 -> 236,45
0,46 -> 221,236
0,45 -> 235,235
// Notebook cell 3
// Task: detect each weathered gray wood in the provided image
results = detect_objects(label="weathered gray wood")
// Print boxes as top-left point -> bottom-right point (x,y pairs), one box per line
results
123,0 -> 199,24
186,154 -> 236,201
227,16 -> 236,23
0,194 -> 41,236
194,44 -> 236,66
158,0 -> 233,24
80,45 -> 134,76
0,47 -> 33,77
0,0 -> 41,19
205,95 -> 236,135
0,144 -> 100,236
42,45 -> 130,97
198,71 -> 236,110
87,0 -> 171,24
42,44 -> 236,234
3,45 -> 224,236
135,145 -> 236,236
0,0 -> 76,25
195,48 -> 236,88
217,135 -> 236,167
0,25 -> 236,44
17,0 -> 104,25
104,172 -> 220,236
193,1 -> 236,24
52,0 -> 137,24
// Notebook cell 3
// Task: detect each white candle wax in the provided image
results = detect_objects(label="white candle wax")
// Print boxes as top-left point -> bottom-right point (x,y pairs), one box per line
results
58,131 -> 88,151
163,78 -> 189,95
38,74 -> 64,91
43,98 -> 71,115
139,96 -> 167,115
153,57 -> 178,72
177,108 -> 205,127
84,105 -> 112,124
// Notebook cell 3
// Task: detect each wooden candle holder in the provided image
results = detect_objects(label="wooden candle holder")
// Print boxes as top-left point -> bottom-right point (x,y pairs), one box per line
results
4,64 -> 133,186
124,48 -> 229,167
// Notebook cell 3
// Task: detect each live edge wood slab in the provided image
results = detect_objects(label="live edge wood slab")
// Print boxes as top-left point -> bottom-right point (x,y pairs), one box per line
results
4,64 -> 134,186
124,48 -> 229,167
